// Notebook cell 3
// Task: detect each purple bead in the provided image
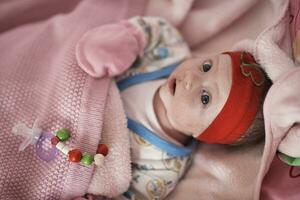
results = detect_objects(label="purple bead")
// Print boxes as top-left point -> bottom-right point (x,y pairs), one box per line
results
36,132 -> 58,162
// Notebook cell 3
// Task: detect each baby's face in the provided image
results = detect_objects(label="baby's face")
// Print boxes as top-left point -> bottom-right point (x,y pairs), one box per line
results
158,54 -> 232,137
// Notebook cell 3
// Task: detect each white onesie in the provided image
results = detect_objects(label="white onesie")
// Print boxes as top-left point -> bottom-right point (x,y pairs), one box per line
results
116,16 -> 196,200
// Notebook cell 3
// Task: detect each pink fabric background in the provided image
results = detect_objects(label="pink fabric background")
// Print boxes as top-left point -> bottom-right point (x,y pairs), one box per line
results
1,0 -> 300,199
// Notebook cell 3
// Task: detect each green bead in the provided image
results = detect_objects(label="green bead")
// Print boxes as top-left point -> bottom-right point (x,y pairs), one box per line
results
56,128 -> 70,142
81,154 -> 94,166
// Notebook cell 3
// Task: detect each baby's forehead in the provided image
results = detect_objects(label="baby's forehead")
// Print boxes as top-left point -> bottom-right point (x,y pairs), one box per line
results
190,53 -> 220,60
182,53 -> 219,63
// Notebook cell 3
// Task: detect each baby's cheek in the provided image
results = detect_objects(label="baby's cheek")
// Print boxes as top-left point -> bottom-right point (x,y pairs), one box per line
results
170,107 -> 195,131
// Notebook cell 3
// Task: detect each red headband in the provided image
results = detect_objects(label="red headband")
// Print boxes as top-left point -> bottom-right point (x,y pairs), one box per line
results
197,51 -> 267,144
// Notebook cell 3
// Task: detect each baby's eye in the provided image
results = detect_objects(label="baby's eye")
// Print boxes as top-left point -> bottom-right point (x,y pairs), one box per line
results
201,90 -> 210,105
202,60 -> 212,72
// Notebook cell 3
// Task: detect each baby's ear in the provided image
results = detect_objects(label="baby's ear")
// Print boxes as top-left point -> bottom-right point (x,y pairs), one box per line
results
75,22 -> 145,78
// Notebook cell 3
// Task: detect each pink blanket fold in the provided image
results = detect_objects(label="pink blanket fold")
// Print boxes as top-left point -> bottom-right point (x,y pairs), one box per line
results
0,0 -> 145,199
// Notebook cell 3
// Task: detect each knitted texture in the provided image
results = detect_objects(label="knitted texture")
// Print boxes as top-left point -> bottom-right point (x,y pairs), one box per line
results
87,83 -> 131,197
0,0 -> 145,199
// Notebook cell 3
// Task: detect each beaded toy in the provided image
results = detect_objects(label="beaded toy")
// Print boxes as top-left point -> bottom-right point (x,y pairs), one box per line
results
12,120 -> 108,167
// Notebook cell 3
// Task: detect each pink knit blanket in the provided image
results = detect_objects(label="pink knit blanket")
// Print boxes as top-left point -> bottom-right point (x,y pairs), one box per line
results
0,0 -> 145,199
3,0 -> 299,200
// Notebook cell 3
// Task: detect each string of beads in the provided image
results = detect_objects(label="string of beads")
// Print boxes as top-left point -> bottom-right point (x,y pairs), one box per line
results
51,128 -> 108,166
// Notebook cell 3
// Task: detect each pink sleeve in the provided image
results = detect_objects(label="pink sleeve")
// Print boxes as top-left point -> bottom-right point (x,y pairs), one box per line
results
76,21 -> 146,78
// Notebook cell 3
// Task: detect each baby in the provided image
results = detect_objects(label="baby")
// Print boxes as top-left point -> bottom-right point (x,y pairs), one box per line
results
76,17 -> 270,199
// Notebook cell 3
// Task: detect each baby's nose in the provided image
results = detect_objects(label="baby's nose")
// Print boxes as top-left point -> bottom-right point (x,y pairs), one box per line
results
183,71 -> 199,90
185,81 -> 192,90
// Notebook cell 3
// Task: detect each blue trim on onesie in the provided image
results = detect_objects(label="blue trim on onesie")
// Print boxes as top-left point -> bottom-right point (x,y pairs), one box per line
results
117,62 -> 179,91
127,118 -> 197,157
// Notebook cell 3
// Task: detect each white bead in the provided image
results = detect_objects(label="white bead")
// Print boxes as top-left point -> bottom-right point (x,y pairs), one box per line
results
61,145 -> 71,155
56,142 -> 65,151
94,154 -> 105,166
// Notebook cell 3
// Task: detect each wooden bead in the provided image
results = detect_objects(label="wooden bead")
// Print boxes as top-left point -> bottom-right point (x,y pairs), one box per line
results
81,154 -> 94,166
68,149 -> 82,163
96,144 -> 109,156
56,128 -> 70,142
94,154 -> 105,167
56,142 -> 65,151
61,145 -> 71,155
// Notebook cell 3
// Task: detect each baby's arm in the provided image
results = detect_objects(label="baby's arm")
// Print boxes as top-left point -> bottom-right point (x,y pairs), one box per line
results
75,16 -> 190,78
75,19 -> 144,78
115,16 -> 191,80
128,16 -> 191,63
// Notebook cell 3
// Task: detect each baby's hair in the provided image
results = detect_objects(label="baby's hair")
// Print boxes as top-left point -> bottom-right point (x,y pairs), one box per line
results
232,104 -> 265,146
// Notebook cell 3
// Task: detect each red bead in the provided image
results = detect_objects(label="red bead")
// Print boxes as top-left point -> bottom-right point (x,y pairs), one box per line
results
68,149 -> 82,163
51,136 -> 60,146
96,144 -> 109,156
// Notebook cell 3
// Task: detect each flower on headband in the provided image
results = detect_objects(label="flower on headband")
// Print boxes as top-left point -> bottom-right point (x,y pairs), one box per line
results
240,52 -> 265,86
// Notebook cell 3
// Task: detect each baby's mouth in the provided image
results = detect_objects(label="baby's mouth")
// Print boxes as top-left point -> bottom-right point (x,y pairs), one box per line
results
168,78 -> 176,96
